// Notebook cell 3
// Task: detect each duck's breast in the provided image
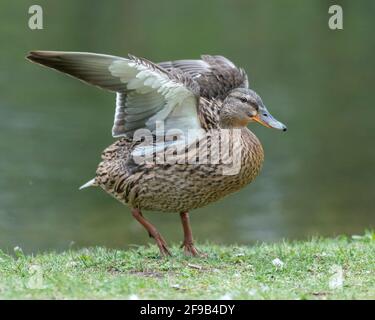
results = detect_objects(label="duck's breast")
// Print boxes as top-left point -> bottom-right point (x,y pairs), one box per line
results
128,128 -> 264,212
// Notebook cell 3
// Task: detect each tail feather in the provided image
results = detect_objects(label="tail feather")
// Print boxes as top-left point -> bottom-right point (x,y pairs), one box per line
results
79,178 -> 97,190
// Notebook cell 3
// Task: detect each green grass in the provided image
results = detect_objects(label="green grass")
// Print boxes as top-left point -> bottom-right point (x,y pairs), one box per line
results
0,231 -> 374,299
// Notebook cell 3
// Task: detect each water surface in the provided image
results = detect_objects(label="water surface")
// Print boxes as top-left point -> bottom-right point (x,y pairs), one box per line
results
0,1 -> 374,253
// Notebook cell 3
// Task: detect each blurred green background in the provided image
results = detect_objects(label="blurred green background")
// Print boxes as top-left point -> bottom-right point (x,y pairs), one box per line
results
0,0 -> 374,253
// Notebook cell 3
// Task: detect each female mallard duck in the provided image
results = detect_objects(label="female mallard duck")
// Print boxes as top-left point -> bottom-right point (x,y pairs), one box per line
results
27,51 -> 286,257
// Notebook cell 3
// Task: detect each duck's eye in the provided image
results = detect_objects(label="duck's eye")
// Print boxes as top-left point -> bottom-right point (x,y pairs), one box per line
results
240,97 -> 248,103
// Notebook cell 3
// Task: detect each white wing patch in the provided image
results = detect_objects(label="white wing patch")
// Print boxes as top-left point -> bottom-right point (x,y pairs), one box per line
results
108,58 -> 202,138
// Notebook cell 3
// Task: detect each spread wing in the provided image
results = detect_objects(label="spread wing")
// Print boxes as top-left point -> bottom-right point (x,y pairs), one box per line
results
158,55 -> 249,100
27,51 -> 202,138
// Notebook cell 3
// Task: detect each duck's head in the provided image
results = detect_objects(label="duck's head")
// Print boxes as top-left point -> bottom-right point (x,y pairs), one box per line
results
220,88 -> 287,131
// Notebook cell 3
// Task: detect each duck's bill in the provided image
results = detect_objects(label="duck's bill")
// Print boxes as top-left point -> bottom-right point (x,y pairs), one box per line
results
253,110 -> 287,132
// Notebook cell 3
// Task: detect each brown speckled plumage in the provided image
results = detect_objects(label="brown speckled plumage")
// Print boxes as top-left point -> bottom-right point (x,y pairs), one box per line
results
96,124 -> 264,213
27,50 -> 286,257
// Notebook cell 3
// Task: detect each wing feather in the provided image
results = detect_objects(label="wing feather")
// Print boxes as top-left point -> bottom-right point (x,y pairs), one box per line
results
158,55 -> 249,100
27,51 -> 202,138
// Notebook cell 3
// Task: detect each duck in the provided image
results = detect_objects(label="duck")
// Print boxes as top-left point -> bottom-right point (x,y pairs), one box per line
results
27,51 -> 287,257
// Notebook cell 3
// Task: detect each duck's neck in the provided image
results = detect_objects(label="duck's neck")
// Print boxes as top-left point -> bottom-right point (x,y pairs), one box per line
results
219,106 -> 249,129
219,118 -> 248,129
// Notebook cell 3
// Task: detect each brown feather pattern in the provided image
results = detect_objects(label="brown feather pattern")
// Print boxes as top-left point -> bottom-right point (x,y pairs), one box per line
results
159,55 -> 248,100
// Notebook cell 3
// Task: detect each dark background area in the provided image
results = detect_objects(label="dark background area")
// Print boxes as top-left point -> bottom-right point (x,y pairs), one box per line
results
0,0 -> 374,253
